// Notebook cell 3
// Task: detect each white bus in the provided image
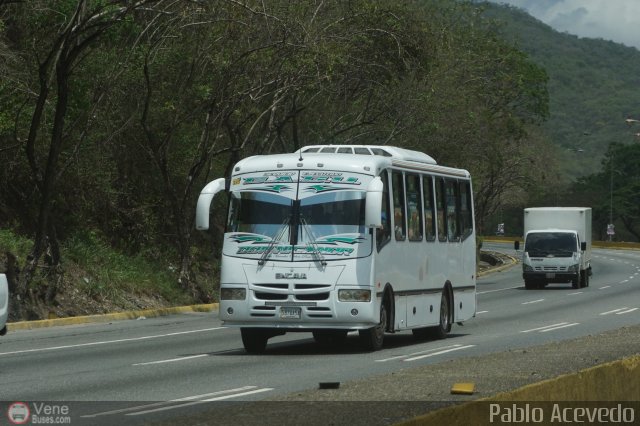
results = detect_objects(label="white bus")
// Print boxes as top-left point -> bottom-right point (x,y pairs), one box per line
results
196,145 -> 476,353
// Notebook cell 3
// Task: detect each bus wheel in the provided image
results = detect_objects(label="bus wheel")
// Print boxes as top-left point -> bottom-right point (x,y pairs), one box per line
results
241,328 -> 269,354
429,290 -> 451,340
313,330 -> 348,347
359,303 -> 387,351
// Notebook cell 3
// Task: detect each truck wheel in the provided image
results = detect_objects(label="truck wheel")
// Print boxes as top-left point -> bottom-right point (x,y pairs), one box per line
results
572,273 -> 580,289
580,271 -> 589,288
524,280 -> 535,290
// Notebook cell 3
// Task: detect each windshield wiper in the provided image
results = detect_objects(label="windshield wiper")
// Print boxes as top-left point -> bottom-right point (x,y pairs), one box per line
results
258,216 -> 291,266
300,216 -> 327,267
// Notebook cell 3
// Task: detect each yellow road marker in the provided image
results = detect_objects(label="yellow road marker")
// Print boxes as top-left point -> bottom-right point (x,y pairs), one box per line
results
451,382 -> 475,395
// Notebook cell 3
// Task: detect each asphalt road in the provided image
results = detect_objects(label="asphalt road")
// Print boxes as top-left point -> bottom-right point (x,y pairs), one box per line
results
1,243 -> 639,425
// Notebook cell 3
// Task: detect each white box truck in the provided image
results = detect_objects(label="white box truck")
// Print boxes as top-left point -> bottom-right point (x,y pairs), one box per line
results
518,207 -> 592,289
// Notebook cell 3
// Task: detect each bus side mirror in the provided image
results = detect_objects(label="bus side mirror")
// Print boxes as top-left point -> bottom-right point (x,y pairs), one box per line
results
581,241 -> 587,251
365,176 -> 383,228
514,241 -> 520,251
196,178 -> 227,230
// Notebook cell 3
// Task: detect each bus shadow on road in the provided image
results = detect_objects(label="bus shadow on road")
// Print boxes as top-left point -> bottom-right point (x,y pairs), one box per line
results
206,331 -> 471,356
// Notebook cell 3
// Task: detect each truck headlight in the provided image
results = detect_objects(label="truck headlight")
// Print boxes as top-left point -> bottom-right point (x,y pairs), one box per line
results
220,288 -> 246,300
568,264 -> 579,272
523,264 -> 534,272
338,289 -> 371,302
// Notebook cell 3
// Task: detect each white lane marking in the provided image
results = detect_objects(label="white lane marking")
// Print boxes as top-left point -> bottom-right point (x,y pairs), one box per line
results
403,345 -> 476,362
0,327 -> 226,357
620,280 -> 629,284
82,386 -> 264,418
539,323 -> 579,332
375,344 -> 465,362
521,323 -> 569,333
567,292 -> 583,296
476,310 -> 489,314
522,299 -> 545,305
599,286 -> 611,290
133,354 -> 208,366
477,286 -> 521,295
600,308 -> 629,315
128,388 -> 274,416
616,308 -> 638,315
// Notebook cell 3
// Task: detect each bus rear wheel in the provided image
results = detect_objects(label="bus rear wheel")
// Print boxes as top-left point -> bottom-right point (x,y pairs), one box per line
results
359,303 -> 387,351
241,328 -> 269,354
429,290 -> 451,340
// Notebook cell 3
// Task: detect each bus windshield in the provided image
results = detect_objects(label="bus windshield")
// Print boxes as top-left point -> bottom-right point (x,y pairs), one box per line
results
298,191 -> 366,242
226,190 -> 369,261
227,192 -> 292,238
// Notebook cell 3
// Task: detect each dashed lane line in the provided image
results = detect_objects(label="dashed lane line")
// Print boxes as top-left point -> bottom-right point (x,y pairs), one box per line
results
0,327 -> 226,357
82,386 -> 274,418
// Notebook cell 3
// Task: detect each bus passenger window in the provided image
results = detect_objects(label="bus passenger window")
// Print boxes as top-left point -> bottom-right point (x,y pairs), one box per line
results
392,171 -> 406,241
446,179 -> 460,241
435,178 -> 447,242
406,174 -> 423,241
423,176 -> 436,241
376,171 -> 392,250
460,181 -> 473,239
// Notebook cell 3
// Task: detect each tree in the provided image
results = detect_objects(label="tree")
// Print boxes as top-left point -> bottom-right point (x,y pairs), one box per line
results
1,0 -> 172,309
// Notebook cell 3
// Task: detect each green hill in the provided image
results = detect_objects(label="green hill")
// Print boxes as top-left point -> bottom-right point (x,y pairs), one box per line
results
481,2 -> 640,179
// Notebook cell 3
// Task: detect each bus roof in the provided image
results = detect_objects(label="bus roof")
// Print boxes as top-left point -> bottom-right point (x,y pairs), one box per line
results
299,145 -> 437,165
232,145 -> 469,179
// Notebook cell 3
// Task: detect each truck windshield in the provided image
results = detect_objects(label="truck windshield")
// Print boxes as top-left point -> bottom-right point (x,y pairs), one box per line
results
525,232 -> 577,257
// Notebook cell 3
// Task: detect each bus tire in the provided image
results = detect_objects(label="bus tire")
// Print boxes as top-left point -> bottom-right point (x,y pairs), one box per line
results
429,289 -> 451,340
359,303 -> 387,351
313,330 -> 348,347
241,328 -> 269,354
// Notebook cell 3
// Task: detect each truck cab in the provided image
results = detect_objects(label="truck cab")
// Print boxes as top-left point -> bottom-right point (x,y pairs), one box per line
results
522,229 -> 588,289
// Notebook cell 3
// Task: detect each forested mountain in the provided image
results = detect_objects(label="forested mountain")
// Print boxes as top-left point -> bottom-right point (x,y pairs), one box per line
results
481,2 -> 640,179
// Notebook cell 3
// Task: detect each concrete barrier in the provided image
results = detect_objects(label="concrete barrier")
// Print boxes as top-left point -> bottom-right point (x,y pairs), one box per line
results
399,354 -> 640,426
7,303 -> 218,331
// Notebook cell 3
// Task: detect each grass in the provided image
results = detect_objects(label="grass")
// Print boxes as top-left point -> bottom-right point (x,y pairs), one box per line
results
63,230 -> 192,305
0,228 -> 195,311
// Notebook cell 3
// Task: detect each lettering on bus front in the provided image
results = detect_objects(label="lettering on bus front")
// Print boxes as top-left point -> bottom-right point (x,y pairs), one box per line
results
236,245 -> 356,256
233,172 -> 362,186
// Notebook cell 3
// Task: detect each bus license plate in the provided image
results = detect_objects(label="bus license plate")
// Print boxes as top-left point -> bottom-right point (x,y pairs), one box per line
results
546,273 -> 555,279
280,307 -> 301,319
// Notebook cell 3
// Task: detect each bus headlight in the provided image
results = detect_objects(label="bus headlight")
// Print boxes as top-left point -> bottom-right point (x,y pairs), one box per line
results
220,288 -> 246,300
338,289 -> 371,302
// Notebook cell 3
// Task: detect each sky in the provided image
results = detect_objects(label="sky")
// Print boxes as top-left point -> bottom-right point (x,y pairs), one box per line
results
487,0 -> 640,50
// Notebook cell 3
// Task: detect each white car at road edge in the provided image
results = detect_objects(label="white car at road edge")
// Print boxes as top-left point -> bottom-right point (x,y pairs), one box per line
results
0,273 -> 8,336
